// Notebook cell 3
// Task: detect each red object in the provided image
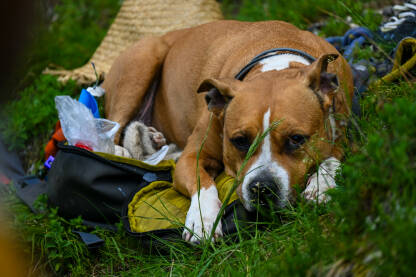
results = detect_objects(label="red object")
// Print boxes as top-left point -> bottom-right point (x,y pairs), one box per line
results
75,143 -> 92,151
44,121 -> 66,160
0,174 -> 10,185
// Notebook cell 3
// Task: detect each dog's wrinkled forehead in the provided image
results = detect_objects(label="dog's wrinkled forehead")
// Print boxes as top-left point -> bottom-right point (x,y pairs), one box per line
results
197,53 -> 339,121
224,85 -> 324,138
224,76 -> 324,129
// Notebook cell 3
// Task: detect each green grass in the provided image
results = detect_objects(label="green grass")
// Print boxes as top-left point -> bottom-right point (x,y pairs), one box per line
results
0,75 -> 78,158
2,0 -> 416,276
221,0 -> 383,32
23,0 -> 120,81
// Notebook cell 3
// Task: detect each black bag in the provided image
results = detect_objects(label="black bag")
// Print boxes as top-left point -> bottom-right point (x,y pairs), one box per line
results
46,144 -> 172,229
45,144 -> 253,238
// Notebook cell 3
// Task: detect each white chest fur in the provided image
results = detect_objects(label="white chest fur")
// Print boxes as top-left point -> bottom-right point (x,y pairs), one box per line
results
260,53 -> 310,72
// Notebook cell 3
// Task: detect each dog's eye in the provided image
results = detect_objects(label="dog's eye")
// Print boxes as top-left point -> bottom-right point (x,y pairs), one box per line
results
285,134 -> 308,152
230,135 -> 252,152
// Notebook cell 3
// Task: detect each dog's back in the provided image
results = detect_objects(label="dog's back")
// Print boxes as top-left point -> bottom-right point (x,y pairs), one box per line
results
151,20 -> 353,146
104,20 -> 353,147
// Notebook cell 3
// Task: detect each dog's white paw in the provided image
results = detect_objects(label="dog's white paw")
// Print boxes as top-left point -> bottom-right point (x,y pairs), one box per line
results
302,157 -> 341,203
302,174 -> 334,203
183,186 -> 223,244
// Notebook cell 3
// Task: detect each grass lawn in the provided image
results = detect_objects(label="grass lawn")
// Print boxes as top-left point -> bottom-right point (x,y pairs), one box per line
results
1,0 -> 415,276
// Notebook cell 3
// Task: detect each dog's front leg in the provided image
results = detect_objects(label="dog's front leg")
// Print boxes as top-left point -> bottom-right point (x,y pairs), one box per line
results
176,155 -> 223,243
174,116 -> 224,244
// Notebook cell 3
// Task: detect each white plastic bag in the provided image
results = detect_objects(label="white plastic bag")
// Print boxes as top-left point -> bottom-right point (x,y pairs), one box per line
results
55,96 -> 119,154
94,118 -> 120,154
143,145 -> 170,165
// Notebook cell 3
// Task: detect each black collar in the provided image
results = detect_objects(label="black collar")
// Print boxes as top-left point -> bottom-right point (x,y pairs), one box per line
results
234,48 -> 316,80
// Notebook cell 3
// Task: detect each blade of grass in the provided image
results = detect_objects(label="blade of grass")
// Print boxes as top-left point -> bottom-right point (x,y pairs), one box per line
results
195,119 -> 282,270
209,119 -> 282,241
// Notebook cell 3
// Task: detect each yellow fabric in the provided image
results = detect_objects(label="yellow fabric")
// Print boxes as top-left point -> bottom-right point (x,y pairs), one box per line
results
373,37 -> 416,86
215,172 -> 239,205
128,181 -> 189,232
128,172 -> 238,233
95,151 -> 175,175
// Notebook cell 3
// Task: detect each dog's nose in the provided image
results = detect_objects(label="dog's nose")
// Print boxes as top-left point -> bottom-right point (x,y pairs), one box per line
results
248,180 -> 279,207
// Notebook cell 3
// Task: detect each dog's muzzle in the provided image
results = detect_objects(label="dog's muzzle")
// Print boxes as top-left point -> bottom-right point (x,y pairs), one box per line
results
248,176 -> 281,209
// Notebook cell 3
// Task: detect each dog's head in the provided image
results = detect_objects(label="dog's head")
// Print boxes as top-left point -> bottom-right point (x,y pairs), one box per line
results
197,54 -> 342,211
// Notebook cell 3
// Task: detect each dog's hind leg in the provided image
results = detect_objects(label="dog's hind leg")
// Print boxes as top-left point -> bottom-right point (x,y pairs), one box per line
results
103,36 -> 172,144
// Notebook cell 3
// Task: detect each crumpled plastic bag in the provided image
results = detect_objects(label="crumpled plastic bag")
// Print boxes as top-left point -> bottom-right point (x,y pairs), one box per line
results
55,96 -> 119,154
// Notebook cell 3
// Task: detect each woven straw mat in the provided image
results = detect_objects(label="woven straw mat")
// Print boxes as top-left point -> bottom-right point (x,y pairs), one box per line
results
44,0 -> 223,85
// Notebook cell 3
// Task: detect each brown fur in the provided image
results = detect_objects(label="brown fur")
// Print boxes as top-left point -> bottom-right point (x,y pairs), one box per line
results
103,20 -> 353,200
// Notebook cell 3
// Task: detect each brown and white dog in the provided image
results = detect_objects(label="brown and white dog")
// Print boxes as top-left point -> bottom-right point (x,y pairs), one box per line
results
103,20 -> 353,243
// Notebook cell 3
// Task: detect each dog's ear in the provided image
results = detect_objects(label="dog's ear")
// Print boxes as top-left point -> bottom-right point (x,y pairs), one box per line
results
197,78 -> 240,116
304,54 -> 339,110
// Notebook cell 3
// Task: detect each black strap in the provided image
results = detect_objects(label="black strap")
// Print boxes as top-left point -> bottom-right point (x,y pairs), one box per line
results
14,176 -> 47,213
73,231 -> 104,250
234,48 -> 316,80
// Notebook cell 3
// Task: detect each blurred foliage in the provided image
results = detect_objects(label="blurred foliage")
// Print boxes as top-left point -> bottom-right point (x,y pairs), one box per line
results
28,0 -> 120,73
330,83 -> 416,276
43,0 -> 121,69
1,0 -> 121,157
0,75 -> 77,152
